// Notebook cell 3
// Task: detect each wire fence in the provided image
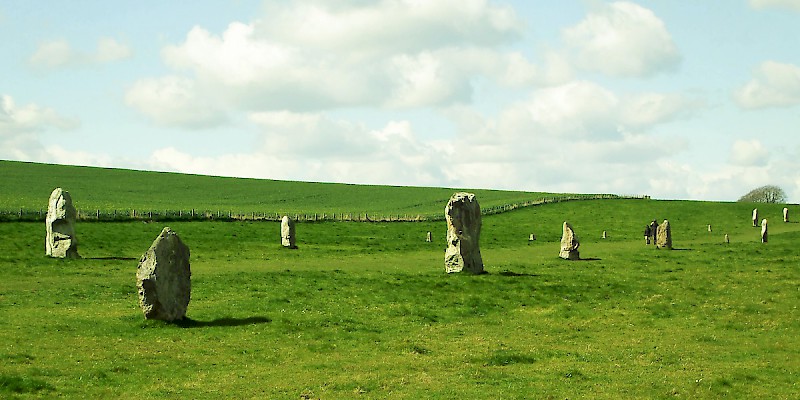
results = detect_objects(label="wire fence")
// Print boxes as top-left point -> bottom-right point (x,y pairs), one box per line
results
0,194 -> 649,223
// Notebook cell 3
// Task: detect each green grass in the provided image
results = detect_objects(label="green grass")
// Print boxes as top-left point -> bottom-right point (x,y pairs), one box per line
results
0,160 -> 591,217
1,195 -> 798,398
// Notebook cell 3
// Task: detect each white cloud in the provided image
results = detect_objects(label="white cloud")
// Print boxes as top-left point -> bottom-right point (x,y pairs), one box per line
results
127,1 -> 564,127
749,0 -> 800,12
124,76 -> 228,129
734,61 -> 800,109
0,94 -> 79,160
29,37 -> 131,69
729,139 -> 770,167
94,37 -> 132,63
562,1 -> 680,77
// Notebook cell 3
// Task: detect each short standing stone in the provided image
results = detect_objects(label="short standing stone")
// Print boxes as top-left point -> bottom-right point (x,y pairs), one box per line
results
761,219 -> 768,243
602,230 -> 607,239
708,224 -> 712,232
784,207 -> 789,223
137,227 -> 191,321
752,208 -> 759,227
559,221 -> 580,260
281,215 -> 297,248
444,192 -> 483,274
529,233 -> 536,241
724,234 -> 730,243
45,188 -> 79,258
656,219 -> 672,249
426,231 -> 432,242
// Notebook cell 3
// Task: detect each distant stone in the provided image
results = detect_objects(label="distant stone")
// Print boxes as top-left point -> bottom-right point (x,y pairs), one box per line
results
45,188 -> 79,258
761,219 -> 768,243
656,219 -> 672,250
707,224 -> 712,232
724,234 -> 730,244
752,208 -> 759,227
529,233 -> 536,241
444,192 -> 484,274
281,215 -> 297,249
784,207 -> 789,223
136,227 -> 191,321
648,220 -> 659,244
602,230 -> 607,239
559,221 -> 580,260
426,231 -> 432,243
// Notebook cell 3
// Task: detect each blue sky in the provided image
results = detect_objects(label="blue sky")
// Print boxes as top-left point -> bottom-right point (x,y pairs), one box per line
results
2,1 -> 799,201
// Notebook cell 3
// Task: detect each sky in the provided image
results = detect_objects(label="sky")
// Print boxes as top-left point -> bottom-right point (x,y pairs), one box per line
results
2,1 -> 800,202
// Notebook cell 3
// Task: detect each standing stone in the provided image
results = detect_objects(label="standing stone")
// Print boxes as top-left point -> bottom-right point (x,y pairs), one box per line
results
426,231 -> 432,242
707,224 -> 712,232
602,230 -> 607,239
136,227 -> 191,321
529,233 -> 536,241
784,207 -> 789,223
724,234 -> 730,244
761,219 -> 768,243
649,220 -> 659,244
280,215 -> 297,249
444,192 -> 483,274
752,208 -> 759,227
45,188 -> 79,258
559,222 -> 580,260
656,219 -> 672,250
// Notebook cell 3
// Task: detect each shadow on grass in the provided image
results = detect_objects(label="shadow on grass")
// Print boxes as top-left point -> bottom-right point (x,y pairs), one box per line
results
175,316 -> 272,328
87,256 -> 138,261
578,257 -> 602,261
498,270 -> 539,277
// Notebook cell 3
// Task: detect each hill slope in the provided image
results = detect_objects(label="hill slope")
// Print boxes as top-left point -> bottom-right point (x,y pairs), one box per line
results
0,160 -> 611,217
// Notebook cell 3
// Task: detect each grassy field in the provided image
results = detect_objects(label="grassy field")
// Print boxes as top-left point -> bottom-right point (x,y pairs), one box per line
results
0,160 -> 597,218
1,175 -> 798,399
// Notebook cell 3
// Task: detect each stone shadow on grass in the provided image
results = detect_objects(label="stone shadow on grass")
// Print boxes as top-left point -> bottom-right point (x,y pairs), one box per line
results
175,316 -> 272,328
498,270 -> 539,277
87,256 -> 138,261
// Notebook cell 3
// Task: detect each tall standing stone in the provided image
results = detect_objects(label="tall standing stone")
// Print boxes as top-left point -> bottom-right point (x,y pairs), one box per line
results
426,231 -> 432,242
752,208 -> 759,227
281,215 -> 297,249
136,227 -> 191,322
656,219 -> 672,249
761,219 -> 768,243
724,234 -> 730,244
559,222 -> 580,260
45,188 -> 79,258
444,192 -> 483,274
784,207 -> 789,223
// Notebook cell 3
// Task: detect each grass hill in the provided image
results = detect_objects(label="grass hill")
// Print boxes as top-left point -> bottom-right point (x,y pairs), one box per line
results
0,160 -> 604,218
1,160 -> 797,398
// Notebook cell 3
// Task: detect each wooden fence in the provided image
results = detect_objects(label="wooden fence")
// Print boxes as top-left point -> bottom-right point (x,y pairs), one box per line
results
0,194 -> 649,223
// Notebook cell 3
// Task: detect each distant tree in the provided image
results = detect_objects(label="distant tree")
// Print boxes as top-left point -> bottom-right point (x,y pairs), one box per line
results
738,185 -> 787,203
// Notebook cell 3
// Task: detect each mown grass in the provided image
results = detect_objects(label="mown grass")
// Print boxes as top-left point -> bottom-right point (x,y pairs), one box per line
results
0,160 -> 583,216
1,198 -> 798,399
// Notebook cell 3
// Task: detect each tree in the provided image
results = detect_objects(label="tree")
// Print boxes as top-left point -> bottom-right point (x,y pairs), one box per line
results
738,185 -> 787,203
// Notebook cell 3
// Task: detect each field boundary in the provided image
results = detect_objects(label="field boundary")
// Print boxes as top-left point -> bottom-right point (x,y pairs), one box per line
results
0,194 -> 649,223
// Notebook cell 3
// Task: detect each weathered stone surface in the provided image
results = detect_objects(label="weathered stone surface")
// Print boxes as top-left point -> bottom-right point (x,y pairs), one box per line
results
559,221 -> 580,260
784,207 -> 789,223
45,188 -> 79,258
137,227 -> 191,321
761,219 -> 768,243
281,216 -> 297,248
656,219 -> 672,249
752,208 -> 759,227
444,192 -> 483,274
